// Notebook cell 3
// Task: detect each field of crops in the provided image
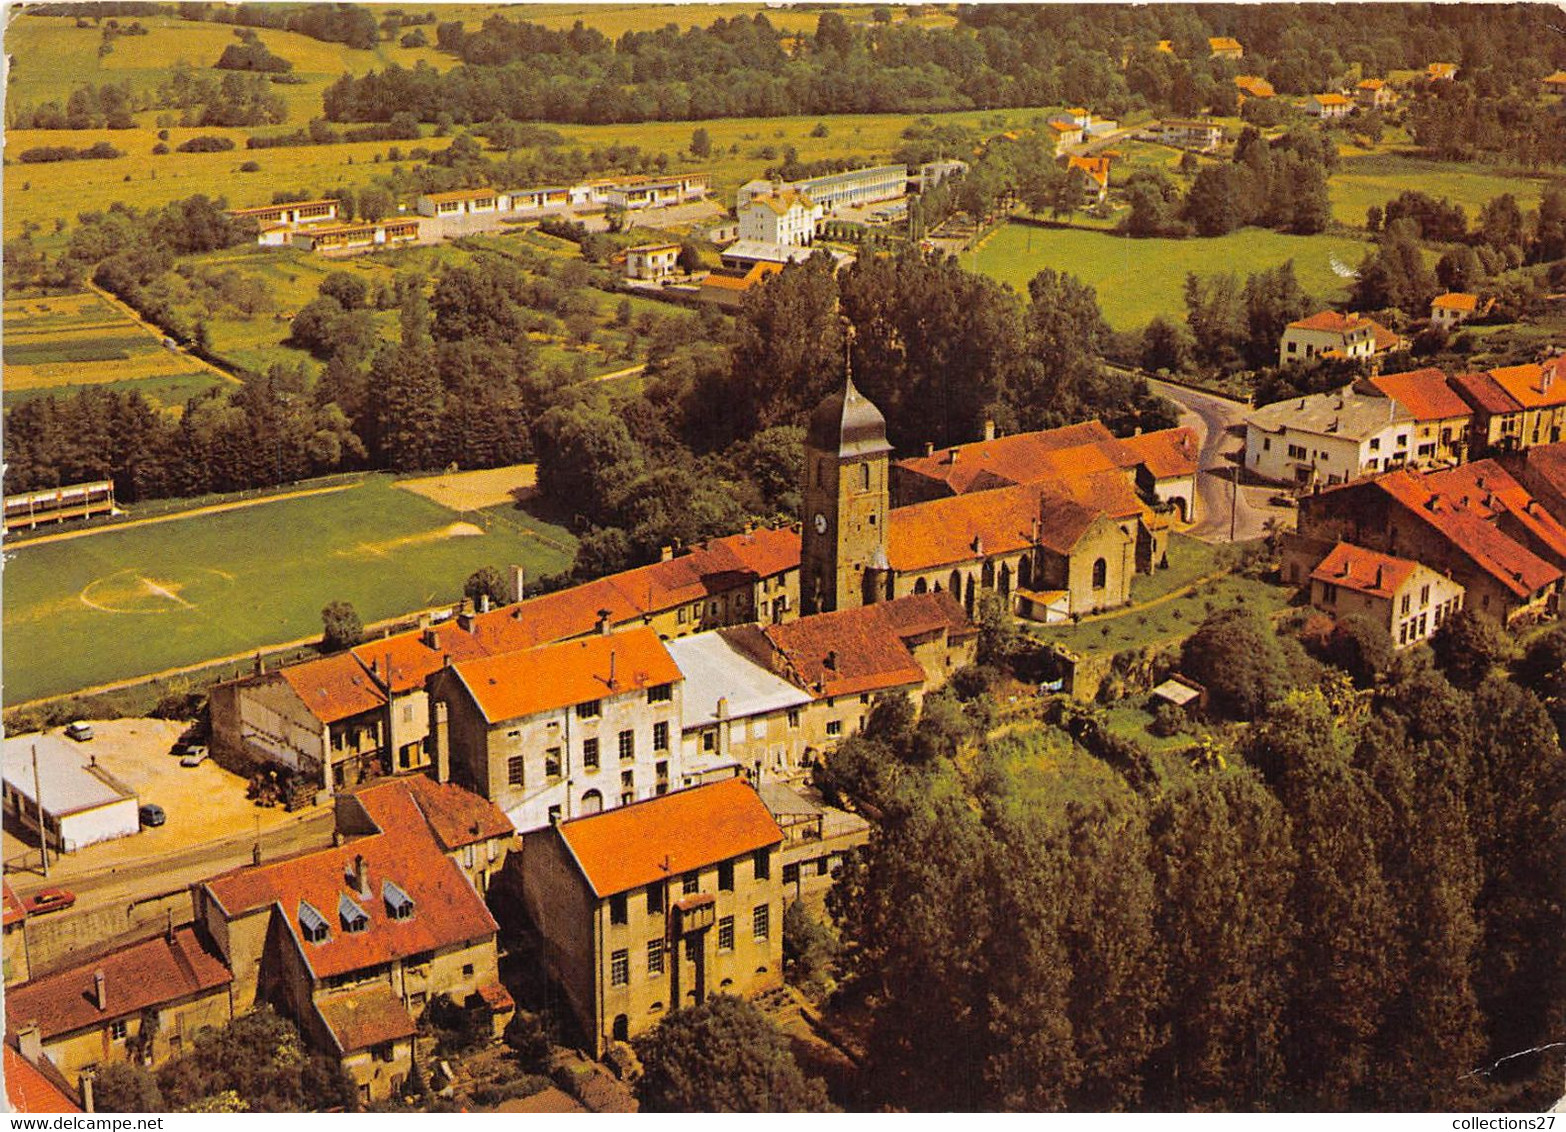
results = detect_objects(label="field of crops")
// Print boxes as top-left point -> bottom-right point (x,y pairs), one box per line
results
2,473 -> 577,704
970,221 -> 1374,331
2,291 -> 228,408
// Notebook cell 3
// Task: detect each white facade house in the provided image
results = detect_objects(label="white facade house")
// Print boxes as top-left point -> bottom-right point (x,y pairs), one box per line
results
1278,310 -> 1388,366
738,191 -> 822,247
624,243 -> 682,280
1431,293 -> 1487,330
1306,93 -> 1353,119
795,165 -> 906,213
1245,383 -> 1416,488
2,733 -> 139,853
1151,119 -> 1225,152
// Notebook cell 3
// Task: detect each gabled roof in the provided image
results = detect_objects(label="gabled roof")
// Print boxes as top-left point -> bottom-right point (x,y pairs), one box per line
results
896,420 -> 1116,495
4,928 -> 231,1041
1311,93 -> 1352,106
667,632 -> 813,730
352,620 -> 489,696
1247,383 -> 1412,442
701,261 -> 785,292
3,1044 -> 80,1113
1358,78 -> 1387,90
555,777 -> 782,899
1374,470 -> 1560,597
1310,541 -> 1422,599
626,243 -> 680,254
448,627 -> 680,724
1449,370 -> 1524,416
1118,427 -> 1202,480
1287,309 -> 1375,335
1424,460 -> 1566,566
889,482 -> 1050,573
353,775 -> 512,853
1066,154 -> 1111,187
1235,75 -> 1275,97
1432,292 -> 1480,312
279,652 -> 386,725
202,783 -> 497,981
746,190 -> 816,215
314,985 -> 417,1055
1543,70 -> 1566,85
1209,36 -> 1242,50
1369,368 -> 1470,421
1488,360 -> 1566,410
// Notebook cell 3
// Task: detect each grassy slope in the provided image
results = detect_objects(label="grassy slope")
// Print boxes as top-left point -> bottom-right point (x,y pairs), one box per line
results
971,222 -> 1372,330
2,475 -> 576,703
1329,152 -> 1551,226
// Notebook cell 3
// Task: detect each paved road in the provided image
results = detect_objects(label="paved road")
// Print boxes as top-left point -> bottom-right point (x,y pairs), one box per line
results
1145,377 -> 1284,543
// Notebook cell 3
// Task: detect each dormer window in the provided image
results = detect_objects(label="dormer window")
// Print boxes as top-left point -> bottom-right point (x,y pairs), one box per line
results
299,901 -> 330,944
382,880 -> 415,921
339,894 -> 370,934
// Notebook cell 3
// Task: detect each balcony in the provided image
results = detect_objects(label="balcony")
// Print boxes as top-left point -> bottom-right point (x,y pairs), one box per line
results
672,894 -> 715,935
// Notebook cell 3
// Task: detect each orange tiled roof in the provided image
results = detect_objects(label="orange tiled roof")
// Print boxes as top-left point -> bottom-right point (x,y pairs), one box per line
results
1432,292 -> 1480,312
1288,309 -> 1372,334
897,420 -> 1116,494
748,190 -> 816,215
760,593 -> 965,698
1488,361 -> 1566,410
1449,370 -> 1524,416
1358,78 -> 1386,90
3,1044 -> 80,1113
354,775 -> 512,853
889,483 -> 1050,573
1374,470 -> 1560,597
4,928 -> 231,1042
1368,321 -> 1404,352
279,651 -> 386,724
1117,427 -> 1202,480
449,627 -> 680,724
1370,368 -> 1470,421
1310,541 -> 1421,599
1544,70 -> 1566,85
1517,442 -> 1566,502
352,620 -> 489,696
1209,36 -> 1241,51
469,575 -> 643,655
314,985 -> 417,1055
1066,155 -> 1111,187
1424,460 -> 1566,566
1235,75 -> 1275,97
202,783 -> 497,981
1312,93 -> 1352,106
556,777 -> 782,899
422,188 -> 498,203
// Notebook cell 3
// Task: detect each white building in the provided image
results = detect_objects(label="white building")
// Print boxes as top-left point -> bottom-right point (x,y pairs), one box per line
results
738,191 -> 822,247
1278,310 -> 1401,366
665,631 -> 815,787
1306,93 -> 1353,119
1431,292 -> 1488,330
625,243 -> 682,281
911,160 -> 968,193
1245,383 -> 1416,488
1150,119 -> 1224,152
795,165 -> 907,213
2,733 -> 139,853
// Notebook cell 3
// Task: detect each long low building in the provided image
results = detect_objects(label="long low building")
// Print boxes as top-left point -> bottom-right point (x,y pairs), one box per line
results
2,733 -> 139,854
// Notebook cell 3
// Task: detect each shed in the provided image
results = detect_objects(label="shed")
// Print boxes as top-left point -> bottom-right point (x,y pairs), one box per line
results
2,733 -> 139,852
1150,675 -> 1207,716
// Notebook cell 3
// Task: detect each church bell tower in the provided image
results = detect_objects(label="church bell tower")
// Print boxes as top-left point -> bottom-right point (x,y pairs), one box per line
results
800,354 -> 891,615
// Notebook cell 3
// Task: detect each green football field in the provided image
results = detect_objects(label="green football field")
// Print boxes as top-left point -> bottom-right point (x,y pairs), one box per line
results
2,476 -> 576,704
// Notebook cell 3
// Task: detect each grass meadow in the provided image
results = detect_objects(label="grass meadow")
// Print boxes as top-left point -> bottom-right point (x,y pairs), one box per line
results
2,291 -> 226,409
971,221 -> 1373,330
1329,152 -> 1551,226
1,474 -> 577,703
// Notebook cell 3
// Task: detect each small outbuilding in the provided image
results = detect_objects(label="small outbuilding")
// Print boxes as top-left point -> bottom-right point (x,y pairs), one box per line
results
1150,674 -> 1208,717
1,733 -> 139,853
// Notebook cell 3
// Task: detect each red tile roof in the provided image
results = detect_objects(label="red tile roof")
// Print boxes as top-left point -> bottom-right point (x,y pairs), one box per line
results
202,783 -> 497,981
1432,292 -> 1480,312
1449,370 -> 1524,416
556,778 -> 782,899
889,483 -> 1048,573
1289,310 -> 1373,335
1424,461 -> 1566,566
1370,368 -> 1470,422
1516,442 -> 1566,504
759,593 -> 968,699
1117,427 -> 1202,480
1488,361 -> 1566,410
896,420 -> 1115,495
449,627 -> 681,724
3,1044 -> 80,1113
1375,470 -> 1561,597
356,775 -> 512,852
4,881 -> 26,928
4,927 -> 232,1042
1310,541 -> 1421,599
280,652 -> 386,725
1311,93 -> 1352,106
352,621 -> 489,696
1066,155 -> 1111,187
314,985 -> 416,1054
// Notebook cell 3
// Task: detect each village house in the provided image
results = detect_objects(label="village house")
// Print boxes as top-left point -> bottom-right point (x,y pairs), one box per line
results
1450,369 -> 1529,455
1063,154 -> 1112,203
1245,382 -> 1416,487
1307,541 -> 1466,648
1356,78 -> 1397,109
4,926 -> 234,1089
1208,36 -> 1243,59
1291,468 -> 1562,624
1431,292 -> 1491,330
1543,70 -> 1566,95
758,782 -> 870,914
1427,62 -> 1459,81
737,190 -> 821,248
195,779 -> 505,1104
1486,359 -> 1566,449
623,242 -> 681,281
1278,309 -> 1402,365
428,627 -> 685,833
1501,441 -> 1566,520
228,199 -> 340,245
1150,119 -> 1225,152
518,777 -> 784,1056
2,732 -> 140,854
1044,116 -> 1085,154
1424,461 -> 1566,573
344,775 -> 518,899
1369,367 -> 1472,467
698,260 -> 784,307
290,219 -> 420,255
1306,92 -> 1354,119
1234,75 -> 1276,100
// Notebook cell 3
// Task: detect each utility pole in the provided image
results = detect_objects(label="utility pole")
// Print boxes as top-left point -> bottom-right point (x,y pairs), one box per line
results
31,743 -> 49,878
1230,464 -> 1239,542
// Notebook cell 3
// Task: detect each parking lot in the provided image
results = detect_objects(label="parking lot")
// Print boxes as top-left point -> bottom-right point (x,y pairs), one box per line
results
3,718 -> 306,896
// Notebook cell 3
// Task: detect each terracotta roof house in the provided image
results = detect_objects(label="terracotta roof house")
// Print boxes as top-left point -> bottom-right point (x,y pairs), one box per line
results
1235,75 -> 1275,99
1369,368 -> 1473,466
1307,541 -> 1466,648
1500,441 -> 1566,521
1208,36 -> 1243,59
350,774 -> 517,899
1356,78 -> 1396,108
1307,92 -> 1353,118
1423,460 -> 1566,571
4,927 -> 233,1089
195,779 -> 503,1104
1430,292 -> 1492,329
1427,62 -> 1458,81
1543,70 -> 1566,95
1449,369 -> 1529,455
1278,309 -> 1402,367
4,1041 -> 81,1113
1064,154 -> 1112,202
520,777 -> 785,1056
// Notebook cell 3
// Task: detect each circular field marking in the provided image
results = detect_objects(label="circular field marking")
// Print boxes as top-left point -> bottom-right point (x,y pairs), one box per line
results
79,567 -> 235,615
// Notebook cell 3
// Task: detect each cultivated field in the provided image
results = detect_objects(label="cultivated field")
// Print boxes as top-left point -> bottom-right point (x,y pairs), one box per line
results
1328,153 -> 1551,227
971,222 -> 1374,331
2,290 -> 228,409
1,474 -> 576,704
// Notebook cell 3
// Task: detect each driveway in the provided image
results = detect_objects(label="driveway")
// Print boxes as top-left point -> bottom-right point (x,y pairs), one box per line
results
1144,376 -> 1293,542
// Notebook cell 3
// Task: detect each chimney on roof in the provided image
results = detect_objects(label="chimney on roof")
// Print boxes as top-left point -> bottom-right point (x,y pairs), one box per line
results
1032,517 -> 1042,544
508,565 -> 525,604
422,626 -> 439,649
351,853 -> 369,898
824,650 -> 838,671
984,419 -> 996,442
925,442 -> 934,457
478,593 -> 491,615
93,970 -> 107,1012
456,610 -> 475,632
716,696 -> 729,722
254,652 -> 264,676
947,447 -> 960,464
597,608 -> 613,635
661,545 -> 674,562
16,1022 -> 42,1063
973,535 -> 984,555
1338,559 -> 1350,578
1542,366 -> 1554,392
418,611 -> 432,630
79,1068 -> 96,1115
1375,564 -> 1384,589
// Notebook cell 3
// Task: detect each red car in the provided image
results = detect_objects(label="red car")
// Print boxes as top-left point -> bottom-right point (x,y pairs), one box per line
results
23,888 -> 76,916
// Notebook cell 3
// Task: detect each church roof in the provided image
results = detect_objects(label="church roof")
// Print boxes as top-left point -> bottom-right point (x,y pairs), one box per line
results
808,377 -> 892,460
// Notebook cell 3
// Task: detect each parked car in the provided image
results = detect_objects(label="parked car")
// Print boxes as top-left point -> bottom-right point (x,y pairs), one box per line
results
139,803 -> 166,828
179,746 -> 209,768
1269,493 -> 1298,508
24,888 -> 76,916
64,721 -> 94,742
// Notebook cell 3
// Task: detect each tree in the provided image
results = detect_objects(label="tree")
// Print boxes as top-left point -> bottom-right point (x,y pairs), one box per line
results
1140,316 -> 1188,374
464,565 -> 508,609
318,271 -> 368,310
1241,262 -> 1312,370
689,127 -> 712,158
1183,272 -> 1246,372
321,600 -> 364,652
1429,609 -> 1511,690
633,996 -> 835,1112
157,1006 -> 356,1112
1322,613 -> 1396,687
1181,607 -> 1304,720
94,1063 -> 166,1112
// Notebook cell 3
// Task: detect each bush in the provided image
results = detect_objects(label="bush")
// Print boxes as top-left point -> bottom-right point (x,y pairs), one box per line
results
152,143 -> 170,155
425,992 -> 485,1055
238,160 -> 260,172
176,135 -> 236,153
93,1063 -> 165,1113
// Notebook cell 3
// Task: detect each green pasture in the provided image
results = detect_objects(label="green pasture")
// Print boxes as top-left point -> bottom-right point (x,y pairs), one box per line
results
970,222 -> 1373,331
2,371 -> 226,410
1,474 -> 576,704
1329,153 -> 1550,227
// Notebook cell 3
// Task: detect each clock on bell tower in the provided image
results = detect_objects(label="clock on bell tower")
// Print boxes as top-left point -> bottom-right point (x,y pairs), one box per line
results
800,374 -> 891,615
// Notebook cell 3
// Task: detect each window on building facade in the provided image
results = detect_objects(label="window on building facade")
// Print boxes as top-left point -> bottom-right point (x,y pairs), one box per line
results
610,893 -> 628,925
611,949 -> 629,986
110,1020 -> 128,1040
647,938 -> 664,975
582,737 -> 599,769
1288,444 -> 1308,460
702,730 -> 717,751
682,871 -> 700,895
648,684 -> 672,704
787,708 -> 800,729
1401,594 -> 1411,615
619,730 -> 635,761
1091,557 -> 1108,590
578,700 -> 601,719
718,916 -> 735,952
753,904 -> 770,941
753,849 -> 770,881
718,860 -> 734,891
545,748 -> 561,780
548,804 -> 562,825
647,884 -> 664,915
507,756 -> 524,787
1420,584 -> 1430,606
653,721 -> 669,751
826,720 -> 842,738
684,937 -> 699,962
783,862 -> 799,885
